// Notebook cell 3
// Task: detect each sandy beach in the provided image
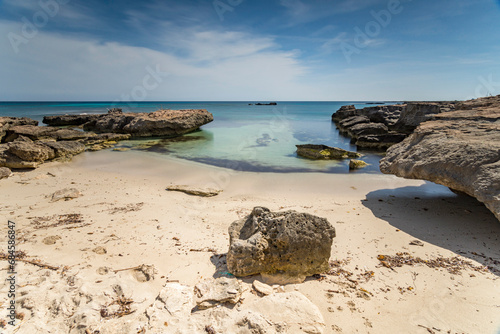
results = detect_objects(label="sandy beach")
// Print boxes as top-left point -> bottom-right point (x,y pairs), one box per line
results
1,150 -> 499,333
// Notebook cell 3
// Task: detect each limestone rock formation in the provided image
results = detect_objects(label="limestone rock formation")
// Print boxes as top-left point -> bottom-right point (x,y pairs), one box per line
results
42,114 -> 101,126
227,207 -> 336,283
0,116 -> 38,142
82,109 -> 213,138
380,95 -> 500,221
296,144 -> 360,160
332,102 -> 454,150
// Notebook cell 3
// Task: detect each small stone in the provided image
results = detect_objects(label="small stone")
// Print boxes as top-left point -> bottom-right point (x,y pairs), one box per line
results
42,235 -> 61,245
409,240 -> 424,247
252,280 -> 273,295
92,246 -> 107,255
0,167 -> 12,179
97,267 -> 111,275
50,188 -> 82,202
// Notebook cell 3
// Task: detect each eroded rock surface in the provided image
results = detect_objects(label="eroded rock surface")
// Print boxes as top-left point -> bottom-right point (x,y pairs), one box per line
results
380,95 -> 500,221
81,109 -> 213,138
296,144 -> 360,160
332,102 -> 455,149
227,207 -> 335,283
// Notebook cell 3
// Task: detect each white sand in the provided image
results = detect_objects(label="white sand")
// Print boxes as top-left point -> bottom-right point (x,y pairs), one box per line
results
1,150 -> 499,333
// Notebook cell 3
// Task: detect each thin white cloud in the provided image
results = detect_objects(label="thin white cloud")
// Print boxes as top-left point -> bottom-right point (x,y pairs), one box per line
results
0,21 -> 312,101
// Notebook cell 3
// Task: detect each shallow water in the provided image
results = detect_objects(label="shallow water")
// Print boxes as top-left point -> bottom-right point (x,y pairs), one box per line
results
0,101 -> 398,173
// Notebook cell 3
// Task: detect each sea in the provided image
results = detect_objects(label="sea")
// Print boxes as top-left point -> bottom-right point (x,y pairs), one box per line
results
0,101 -> 399,173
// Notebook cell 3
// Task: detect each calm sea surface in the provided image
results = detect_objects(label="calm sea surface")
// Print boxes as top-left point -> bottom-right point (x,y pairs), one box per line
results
0,101 -> 398,173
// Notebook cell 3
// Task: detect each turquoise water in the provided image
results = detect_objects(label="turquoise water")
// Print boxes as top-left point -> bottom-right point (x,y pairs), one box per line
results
0,101 -> 396,173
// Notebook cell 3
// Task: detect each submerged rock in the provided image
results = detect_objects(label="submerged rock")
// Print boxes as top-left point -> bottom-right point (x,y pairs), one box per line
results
227,207 -> 335,283
296,144 -> 360,160
349,159 -> 369,170
380,95 -> 500,221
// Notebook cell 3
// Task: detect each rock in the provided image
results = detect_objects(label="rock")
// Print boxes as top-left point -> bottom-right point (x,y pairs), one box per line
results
194,277 -> 243,309
393,102 -> 445,134
50,188 -> 82,202
410,240 -> 424,247
252,280 -> 273,295
338,115 -> 370,131
354,133 -> 407,149
0,167 -> 11,179
43,235 -> 62,245
332,104 -> 403,125
380,95 -> 500,221
347,122 -> 389,139
296,144 -> 360,160
0,116 -> 38,142
227,207 -> 336,283
42,114 -> 101,126
45,141 -> 85,159
8,138 -> 55,162
166,185 -> 222,197
4,125 -> 95,142
133,264 -> 156,282
82,109 -> 213,138
0,144 -> 39,169
245,292 -> 326,334
145,282 -> 196,331
349,159 -> 369,170
92,246 -> 107,255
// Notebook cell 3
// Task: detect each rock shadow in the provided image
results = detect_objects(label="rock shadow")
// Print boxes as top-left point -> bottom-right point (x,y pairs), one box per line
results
362,183 -> 500,276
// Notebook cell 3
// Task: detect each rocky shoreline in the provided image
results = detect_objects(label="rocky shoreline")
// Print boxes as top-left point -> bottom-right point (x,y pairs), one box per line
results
380,95 -> 500,221
0,108 -> 213,173
331,101 -> 457,150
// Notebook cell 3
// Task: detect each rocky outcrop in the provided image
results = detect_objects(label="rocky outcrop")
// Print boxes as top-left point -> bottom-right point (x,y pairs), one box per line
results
296,144 -> 360,160
332,102 -> 455,150
380,95 -> 500,221
42,114 -> 100,126
0,116 -> 38,142
0,107 -> 213,169
227,207 -> 336,283
81,109 -> 213,138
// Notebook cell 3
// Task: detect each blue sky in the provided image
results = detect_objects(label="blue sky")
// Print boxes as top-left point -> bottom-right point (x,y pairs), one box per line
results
0,0 -> 499,101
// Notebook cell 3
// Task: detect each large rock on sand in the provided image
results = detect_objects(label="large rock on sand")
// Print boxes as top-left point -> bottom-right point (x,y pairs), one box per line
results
227,207 -> 336,283
82,109 -> 213,138
380,95 -> 500,221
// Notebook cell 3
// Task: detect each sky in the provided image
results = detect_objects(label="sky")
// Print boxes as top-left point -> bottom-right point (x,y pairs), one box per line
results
0,0 -> 499,101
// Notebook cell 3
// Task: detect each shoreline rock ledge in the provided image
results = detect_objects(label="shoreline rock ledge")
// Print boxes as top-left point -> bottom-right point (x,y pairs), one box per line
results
380,95 -> 500,221
44,108 -> 214,138
227,207 -> 336,284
